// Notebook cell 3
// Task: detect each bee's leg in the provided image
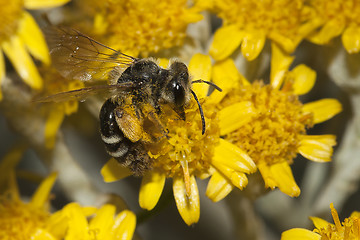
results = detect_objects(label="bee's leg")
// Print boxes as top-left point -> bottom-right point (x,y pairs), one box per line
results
115,106 -> 144,142
147,110 -> 169,140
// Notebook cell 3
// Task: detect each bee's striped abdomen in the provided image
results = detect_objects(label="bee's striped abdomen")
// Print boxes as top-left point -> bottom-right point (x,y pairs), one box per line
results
99,98 -> 152,176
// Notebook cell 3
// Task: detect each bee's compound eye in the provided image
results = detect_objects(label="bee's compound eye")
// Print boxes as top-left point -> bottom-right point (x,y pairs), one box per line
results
173,82 -> 185,107
99,99 -> 121,138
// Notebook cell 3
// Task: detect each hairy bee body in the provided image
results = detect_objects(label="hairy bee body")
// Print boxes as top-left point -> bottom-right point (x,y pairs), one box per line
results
99,59 -> 190,176
40,27 -> 219,176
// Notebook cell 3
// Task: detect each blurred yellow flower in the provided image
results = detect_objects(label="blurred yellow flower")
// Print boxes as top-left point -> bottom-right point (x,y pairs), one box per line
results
281,203 -> 360,240
62,203 -> 136,240
101,54 -> 257,226
209,0 -> 320,61
214,57 -> 342,197
37,66 -> 84,149
308,0 -> 360,54
0,147 -> 136,240
0,0 -> 71,101
90,0 -> 204,57
0,171 -> 60,240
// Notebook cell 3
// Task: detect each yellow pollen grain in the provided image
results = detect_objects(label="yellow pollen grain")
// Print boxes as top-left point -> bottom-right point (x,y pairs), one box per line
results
0,0 -> 23,42
213,0 -> 310,40
147,100 -> 220,178
222,81 -> 313,166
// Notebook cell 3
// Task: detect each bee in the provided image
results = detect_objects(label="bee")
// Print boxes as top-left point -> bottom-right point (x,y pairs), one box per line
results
38,27 -> 221,176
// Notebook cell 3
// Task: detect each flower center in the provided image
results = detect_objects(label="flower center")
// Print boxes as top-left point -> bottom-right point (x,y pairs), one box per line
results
146,99 -> 220,178
310,0 -> 360,25
0,0 -> 23,42
222,81 -> 312,166
213,0 -> 311,39
93,0 -> 202,56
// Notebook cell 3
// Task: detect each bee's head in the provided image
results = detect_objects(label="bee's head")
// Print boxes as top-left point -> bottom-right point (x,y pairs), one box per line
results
161,61 -> 222,135
162,61 -> 191,120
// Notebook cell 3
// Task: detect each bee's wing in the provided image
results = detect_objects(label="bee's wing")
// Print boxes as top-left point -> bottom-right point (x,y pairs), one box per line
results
35,82 -> 136,103
45,26 -> 138,82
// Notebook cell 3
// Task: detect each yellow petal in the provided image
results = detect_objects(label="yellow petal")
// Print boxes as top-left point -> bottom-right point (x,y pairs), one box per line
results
211,160 -> 249,190
206,171 -> 233,202
270,43 -> 294,90
342,26 -> 360,54
139,171 -> 166,210
46,209 -> 70,239
302,99 -> 342,124
30,172 -> 57,208
351,211 -> 360,218
2,35 -> 43,89
309,216 -> 331,231
291,64 -> 316,95
212,139 -> 256,174
82,206 -> 98,216
7,171 -> 20,201
31,229 -> 57,240
257,163 -> 277,189
63,203 -> 90,240
101,158 -> 132,182
111,210 -> 136,240
307,19 -> 345,45
230,171 -> 248,190
89,204 -> 116,239
0,143 -> 27,191
209,58 -> 246,104
281,228 -> 321,240
270,161 -> 300,197
44,106 -> 65,149
47,205 -> 96,239
173,175 -> 200,225
298,135 -> 336,162
241,31 -> 266,61
210,25 -> 244,61
24,0 -> 70,9
212,58 -> 248,89
0,51 -> 4,101
158,58 -> 170,68
269,32 -> 298,53
188,53 -> 212,98
218,101 -> 256,135
329,203 -> 342,231
18,12 -> 49,64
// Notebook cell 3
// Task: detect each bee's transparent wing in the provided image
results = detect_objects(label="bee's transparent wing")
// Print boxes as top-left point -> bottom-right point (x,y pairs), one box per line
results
35,82 -> 136,103
45,26 -> 138,82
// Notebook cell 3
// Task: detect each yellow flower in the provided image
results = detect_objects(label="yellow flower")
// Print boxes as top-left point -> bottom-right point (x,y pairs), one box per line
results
215,57 -> 342,197
209,0 -> 320,61
61,203 -> 136,240
101,54 -> 257,226
281,203 -> 360,240
307,0 -> 360,54
0,170 -> 59,240
0,0 -> 71,101
0,147 -> 136,240
37,66 -> 84,149
89,0 -> 204,57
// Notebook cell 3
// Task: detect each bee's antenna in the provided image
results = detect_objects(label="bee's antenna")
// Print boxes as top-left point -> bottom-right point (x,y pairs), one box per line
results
190,89 -> 206,135
192,79 -> 222,92
190,80 -> 222,135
